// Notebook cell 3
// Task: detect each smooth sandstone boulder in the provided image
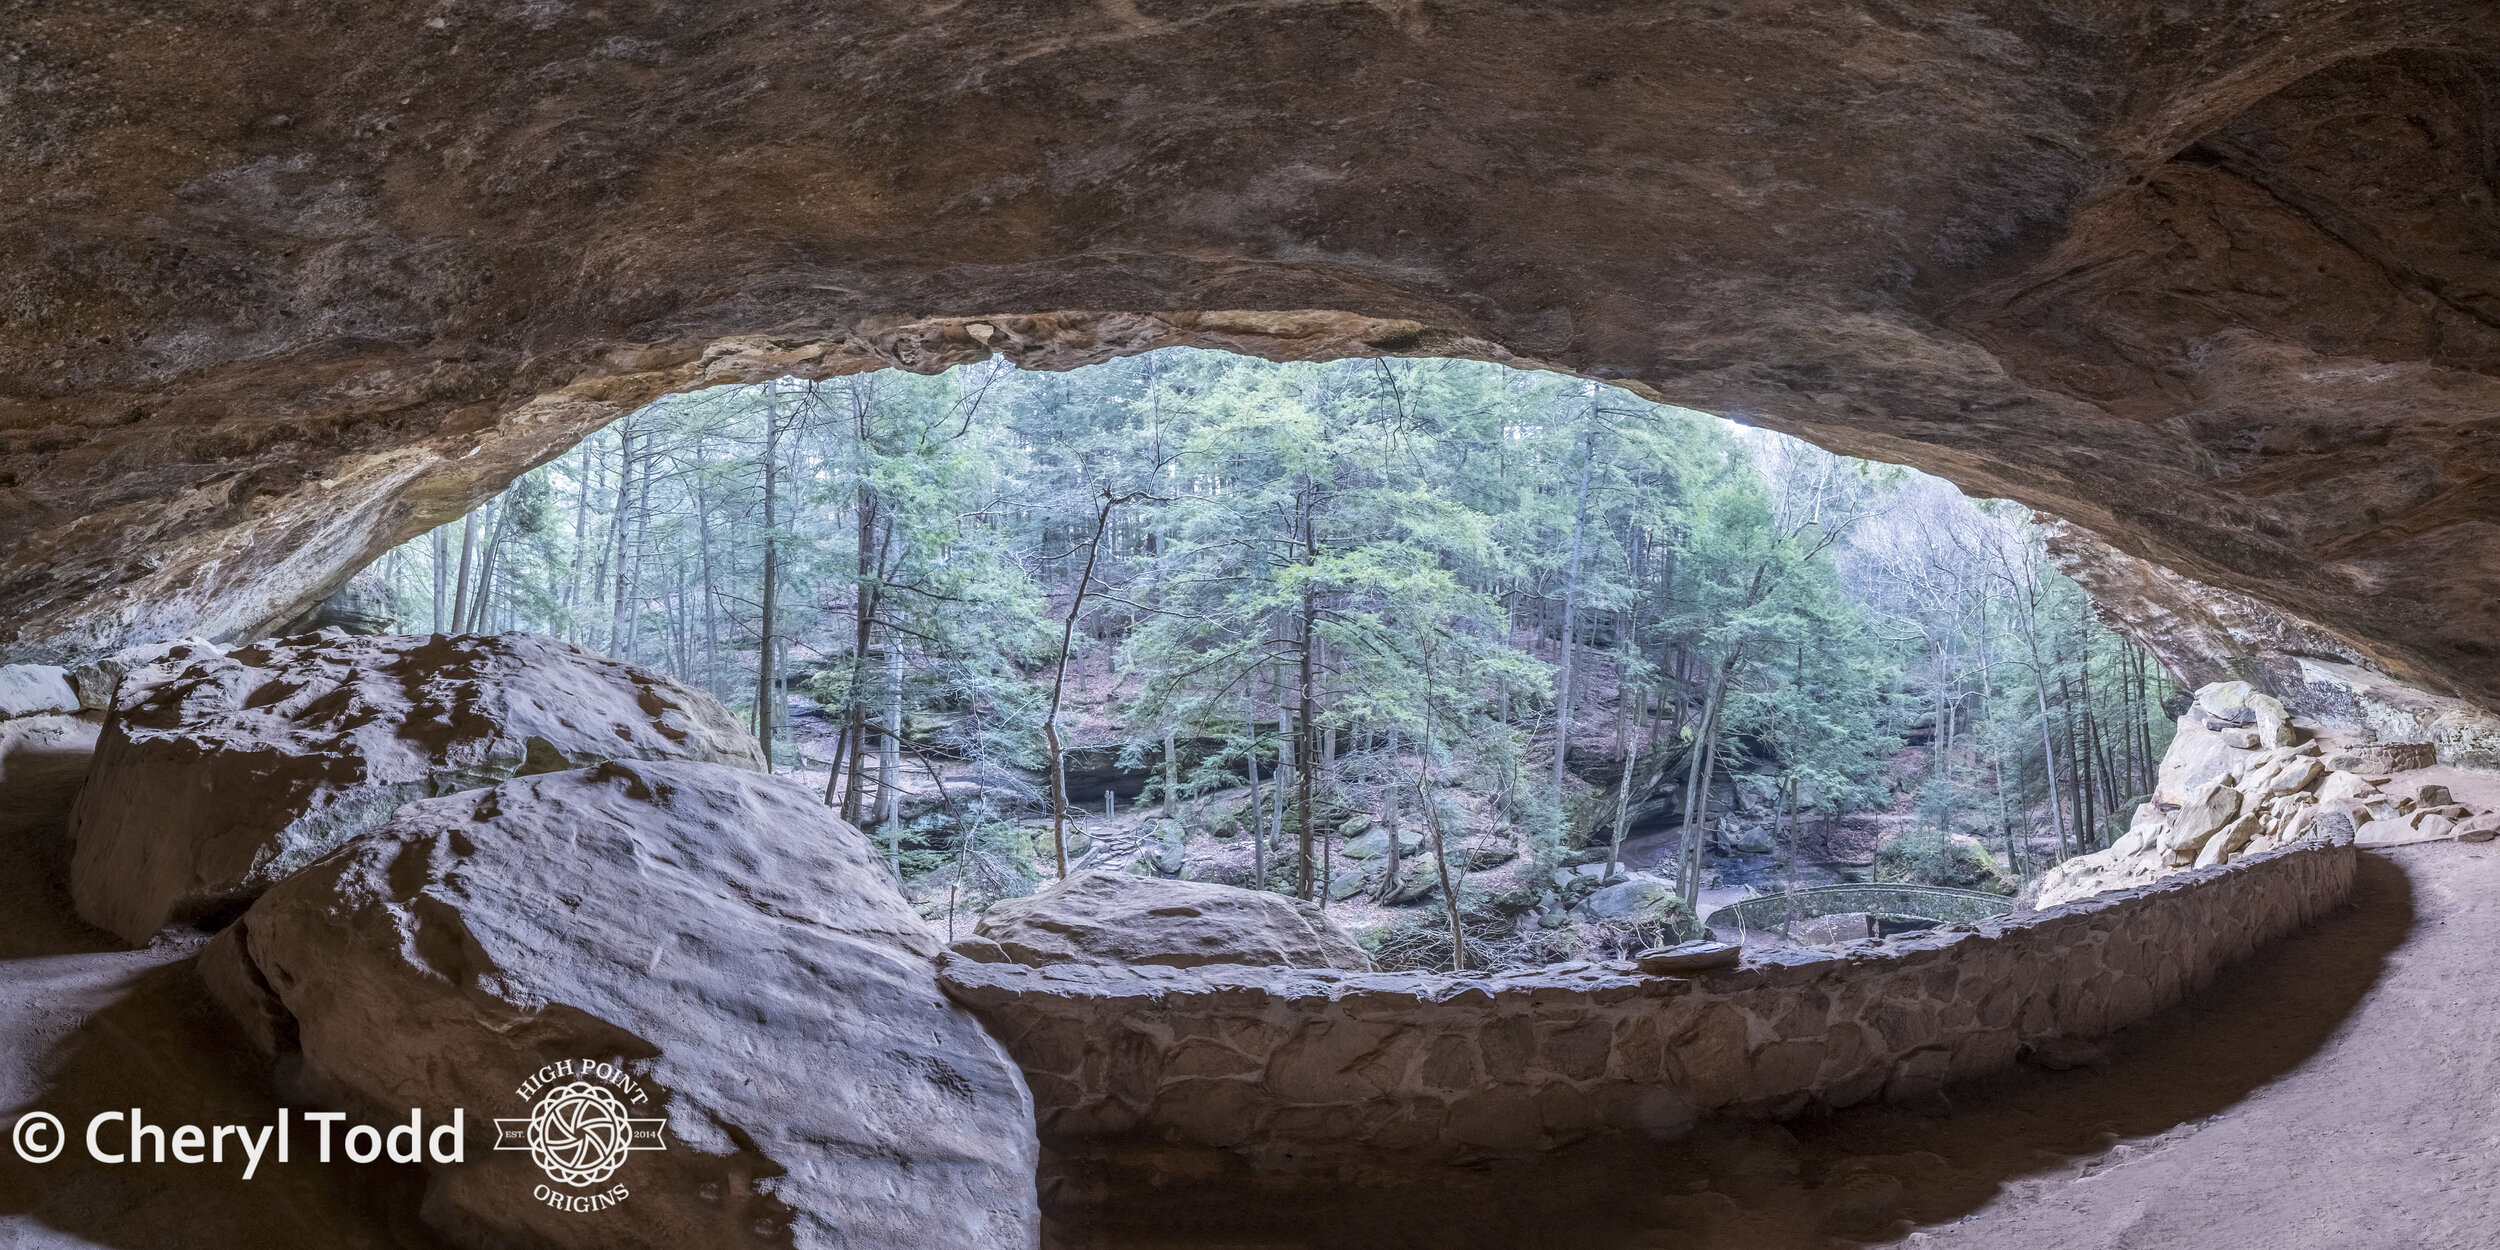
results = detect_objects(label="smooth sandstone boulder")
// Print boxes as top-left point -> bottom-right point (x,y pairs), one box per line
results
70,632 -> 764,944
976,870 -> 1372,972
204,760 -> 1038,1250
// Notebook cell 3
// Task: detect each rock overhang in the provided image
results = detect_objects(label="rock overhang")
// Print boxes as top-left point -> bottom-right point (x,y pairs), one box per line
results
1,2 -> 2495,706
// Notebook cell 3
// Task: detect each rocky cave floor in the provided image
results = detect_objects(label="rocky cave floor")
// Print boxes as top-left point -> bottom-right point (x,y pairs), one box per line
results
4,797 -> 2498,1247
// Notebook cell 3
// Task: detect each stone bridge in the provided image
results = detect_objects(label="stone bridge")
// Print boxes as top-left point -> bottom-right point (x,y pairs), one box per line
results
1705,884 -> 2016,933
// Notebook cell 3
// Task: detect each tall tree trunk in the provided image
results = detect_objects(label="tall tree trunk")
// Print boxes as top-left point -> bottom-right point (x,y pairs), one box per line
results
694,460 -> 721,698
1602,637 -> 1642,880
431,524 -> 450,632
2136,647 -> 2158,795
2058,671 -> 2090,850
839,491 -> 881,823
877,640 -> 904,826
1295,571 -> 1317,900
1377,727 -> 1404,902
1270,664 -> 1290,853
448,510 -> 479,634
565,441 -> 592,640
754,411 -> 781,771
1551,419 -> 1596,796
2035,677 -> 2070,861
1676,654 -> 1736,907
2011,580 -> 2072,860
608,420 -> 636,656
1246,695 -> 1266,889
1162,726 -> 1179,821
622,443 -> 656,661
1413,645 -> 1464,968
1042,491 -> 1126,880
462,499 -> 509,634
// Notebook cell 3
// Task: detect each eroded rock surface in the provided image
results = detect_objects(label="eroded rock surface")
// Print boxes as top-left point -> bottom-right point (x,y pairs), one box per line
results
1,6 -> 2497,715
204,760 -> 1039,1250
976,870 -> 1373,972
69,631 -> 762,944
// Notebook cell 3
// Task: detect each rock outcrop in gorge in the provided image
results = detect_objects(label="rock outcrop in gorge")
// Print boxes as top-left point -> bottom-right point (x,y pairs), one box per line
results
2,3 -> 2497,718
2037,681 -> 2500,907
204,760 -> 1040,1249
69,631 -> 763,944
964,870 -> 1374,972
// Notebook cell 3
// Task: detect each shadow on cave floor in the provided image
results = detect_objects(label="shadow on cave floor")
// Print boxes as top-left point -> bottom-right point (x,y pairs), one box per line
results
1043,848 -> 2442,1250
0,825 -> 441,1250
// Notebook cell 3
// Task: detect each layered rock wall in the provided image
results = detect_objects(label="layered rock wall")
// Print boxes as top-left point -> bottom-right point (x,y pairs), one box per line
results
941,840 -> 2356,1167
3,4 -> 2498,714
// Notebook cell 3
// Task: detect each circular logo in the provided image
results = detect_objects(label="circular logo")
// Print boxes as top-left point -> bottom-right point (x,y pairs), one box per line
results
523,1081 -> 635,1186
11,1112 -> 62,1164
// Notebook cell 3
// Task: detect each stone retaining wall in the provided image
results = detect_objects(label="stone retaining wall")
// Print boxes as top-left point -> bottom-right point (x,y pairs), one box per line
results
940,840 -> 2356,1167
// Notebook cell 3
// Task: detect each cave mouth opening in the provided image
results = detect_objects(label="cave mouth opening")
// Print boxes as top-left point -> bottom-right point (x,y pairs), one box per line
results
352,346 -> 2176,968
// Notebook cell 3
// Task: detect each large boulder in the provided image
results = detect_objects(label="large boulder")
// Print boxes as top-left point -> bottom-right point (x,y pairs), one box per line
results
69,632 -> 765,945
975,870 -> 1372,972
201,760 -> 1038,1250
1579,875 -> 1682,923
1342,826 -> 1423,861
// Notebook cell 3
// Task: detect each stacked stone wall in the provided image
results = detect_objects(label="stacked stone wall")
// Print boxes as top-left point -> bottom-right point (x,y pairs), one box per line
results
941,841 -> 2355,1165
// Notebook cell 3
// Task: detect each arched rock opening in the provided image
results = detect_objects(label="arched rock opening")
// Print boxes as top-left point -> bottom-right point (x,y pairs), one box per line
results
2,3 -> 2494,709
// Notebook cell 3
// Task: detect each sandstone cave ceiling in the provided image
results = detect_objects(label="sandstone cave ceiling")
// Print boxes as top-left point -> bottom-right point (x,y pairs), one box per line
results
0,1 -> 2494,705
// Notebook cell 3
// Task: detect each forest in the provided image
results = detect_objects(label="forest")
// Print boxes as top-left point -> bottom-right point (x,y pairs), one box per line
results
373,352 -> 2178,969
